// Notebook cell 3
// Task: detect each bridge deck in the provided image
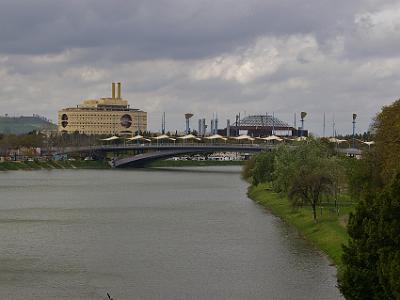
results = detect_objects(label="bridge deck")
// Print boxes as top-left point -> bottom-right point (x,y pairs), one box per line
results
49,143 -> 362,168
53,143 -> 274,154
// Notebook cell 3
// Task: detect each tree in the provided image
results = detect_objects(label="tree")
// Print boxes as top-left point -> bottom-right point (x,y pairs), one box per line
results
339,175 -> 400,299
272,145 -> 297,193
252,150 -> 276,185
377,179 -> 400,299
241,154 -> 256,180
288,159 -> 336,221
373,99 -> 400,182
339,195 -> 383,299
344,150 -> 383,201
273,140 -> 341,221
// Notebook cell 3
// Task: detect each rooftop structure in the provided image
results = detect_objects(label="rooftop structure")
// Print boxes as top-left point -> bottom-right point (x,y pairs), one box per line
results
222,114 -> 301,137
237,114 -> 290,128
58,82 -> 147,135
184,113 -> 194,134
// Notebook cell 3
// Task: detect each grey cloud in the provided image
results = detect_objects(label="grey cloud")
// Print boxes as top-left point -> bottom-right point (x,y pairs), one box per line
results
0,0 -> 399,136
0,0 -> 380,60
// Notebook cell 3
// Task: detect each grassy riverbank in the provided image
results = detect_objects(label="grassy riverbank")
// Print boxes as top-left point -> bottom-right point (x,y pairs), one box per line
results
148,160 -> 245,167
0,160 -> 110,171
248,183 -> 352,267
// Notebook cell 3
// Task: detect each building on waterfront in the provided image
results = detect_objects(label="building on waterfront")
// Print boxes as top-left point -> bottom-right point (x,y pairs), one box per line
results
219,114 -> 307,137
57,82 -> 147,135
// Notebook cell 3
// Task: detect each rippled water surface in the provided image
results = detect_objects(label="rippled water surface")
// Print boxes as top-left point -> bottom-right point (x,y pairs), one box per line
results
0,167 -> 342,299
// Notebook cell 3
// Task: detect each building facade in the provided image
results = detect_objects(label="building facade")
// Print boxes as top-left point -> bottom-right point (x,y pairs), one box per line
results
58,82 -> 147,135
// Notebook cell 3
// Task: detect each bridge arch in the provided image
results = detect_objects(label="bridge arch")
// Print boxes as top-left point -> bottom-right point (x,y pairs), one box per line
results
113,149 -> 214,167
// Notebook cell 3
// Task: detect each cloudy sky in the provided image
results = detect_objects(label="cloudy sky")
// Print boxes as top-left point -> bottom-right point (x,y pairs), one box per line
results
1,0 -> 399,135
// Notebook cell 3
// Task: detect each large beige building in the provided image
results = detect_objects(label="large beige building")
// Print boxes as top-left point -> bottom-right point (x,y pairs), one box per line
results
58,82 -> 147,135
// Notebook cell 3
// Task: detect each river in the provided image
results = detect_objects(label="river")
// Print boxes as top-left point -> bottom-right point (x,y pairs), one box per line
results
0,166 -> 342,299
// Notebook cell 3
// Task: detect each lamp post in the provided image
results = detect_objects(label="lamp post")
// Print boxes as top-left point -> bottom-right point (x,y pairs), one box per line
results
352,113 -> 357,149
272,112 -> 275,136
300,111 -> 307,137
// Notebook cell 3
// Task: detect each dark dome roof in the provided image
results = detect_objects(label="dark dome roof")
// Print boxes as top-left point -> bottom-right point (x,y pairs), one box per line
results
238,115 -> 290,127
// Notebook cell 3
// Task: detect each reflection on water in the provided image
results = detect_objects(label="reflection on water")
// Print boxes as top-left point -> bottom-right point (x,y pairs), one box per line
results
0,167 -> 342,299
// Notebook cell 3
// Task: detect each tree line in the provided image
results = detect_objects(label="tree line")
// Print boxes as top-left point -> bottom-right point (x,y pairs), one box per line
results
242,99 -> 400,299
0,132 -> 44,154
243,139 -> 342,222
340,99 -> 400,299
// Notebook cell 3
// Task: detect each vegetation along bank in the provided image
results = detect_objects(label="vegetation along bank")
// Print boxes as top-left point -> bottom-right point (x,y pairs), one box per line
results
243,99 -> 400,299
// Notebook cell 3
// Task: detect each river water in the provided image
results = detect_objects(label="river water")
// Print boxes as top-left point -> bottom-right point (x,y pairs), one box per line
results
0,166 -> 342,299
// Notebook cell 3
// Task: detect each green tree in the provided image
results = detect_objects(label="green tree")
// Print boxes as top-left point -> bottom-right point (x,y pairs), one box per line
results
241,154 -> 256,180
377,180 -> 400,299
339,175 -> 400,299
252,150 -> 276,185
272,145 -> 297,193
272,140 -> 341,221
339,195 -> 382,299
345,150 -> 383,201
373,99 -> 400,182
287,155 -> 337,222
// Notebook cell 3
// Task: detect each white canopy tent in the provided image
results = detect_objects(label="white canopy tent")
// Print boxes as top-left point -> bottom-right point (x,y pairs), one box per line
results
293,136 -> 308,142
153,134 -> 171,140
357,139 -> 375,149
356,139 -> 375,146
153,134 -> 177,143
257,135 -> 283,142
178,134 -> 202,141
126,135 -> 151,142
232,135 -> 255,142
205,134 -> 227,141
100,135 -> 120,141
328,137 -> 348,144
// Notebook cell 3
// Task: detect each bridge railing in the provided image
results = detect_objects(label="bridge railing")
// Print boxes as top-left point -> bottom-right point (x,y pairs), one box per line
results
52,143 -> 274,154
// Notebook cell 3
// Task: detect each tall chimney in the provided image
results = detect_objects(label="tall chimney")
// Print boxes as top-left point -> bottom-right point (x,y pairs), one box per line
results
112,82 -> 116,99
117,82 -> 121,99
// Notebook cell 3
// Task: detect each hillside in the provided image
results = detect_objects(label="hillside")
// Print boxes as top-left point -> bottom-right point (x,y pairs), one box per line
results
0,115 -> 57,134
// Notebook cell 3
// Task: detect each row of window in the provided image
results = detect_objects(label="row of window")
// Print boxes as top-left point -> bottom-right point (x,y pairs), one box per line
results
61,114 -> 146,117
62,123 -> 147,126
60,118 -> 147,121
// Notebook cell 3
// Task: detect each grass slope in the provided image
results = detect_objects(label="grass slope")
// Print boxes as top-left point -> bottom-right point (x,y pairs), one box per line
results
248,183 -> 352,267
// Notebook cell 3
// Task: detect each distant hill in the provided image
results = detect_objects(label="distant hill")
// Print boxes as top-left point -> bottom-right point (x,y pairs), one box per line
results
0,115 -> 57,135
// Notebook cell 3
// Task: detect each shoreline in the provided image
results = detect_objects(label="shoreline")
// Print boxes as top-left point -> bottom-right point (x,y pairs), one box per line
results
0,159 -> 245,171
247,183 -> 350,269
0,160 -> 111,171
147,160 -> 245,167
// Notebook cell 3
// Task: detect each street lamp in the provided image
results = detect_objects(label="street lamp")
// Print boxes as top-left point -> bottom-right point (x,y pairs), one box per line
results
300,111 -> 307,137
352,113 -> 357,149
